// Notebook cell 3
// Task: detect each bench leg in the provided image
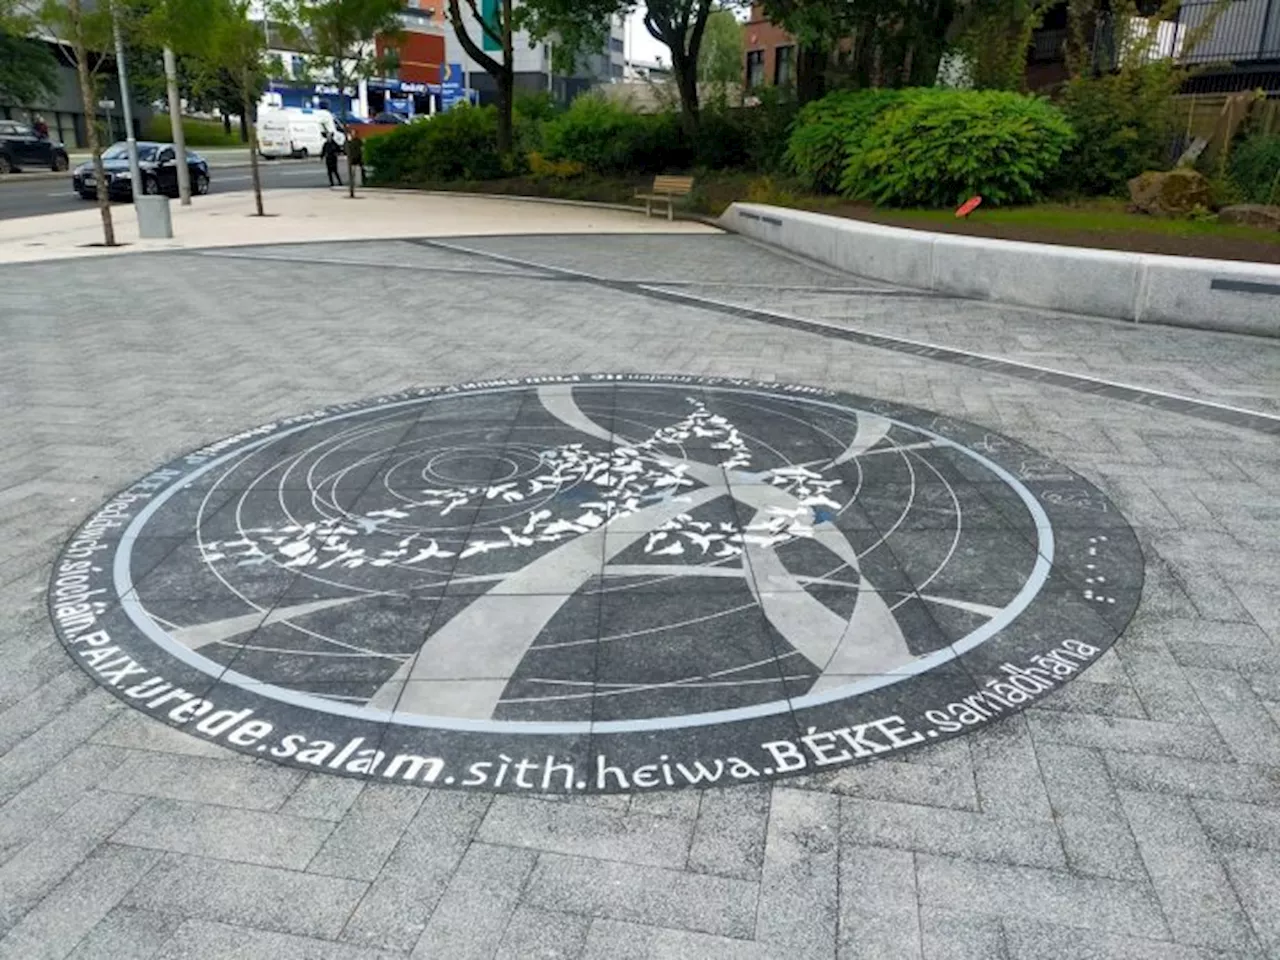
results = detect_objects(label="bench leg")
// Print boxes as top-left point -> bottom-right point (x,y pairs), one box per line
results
667,200 -> 673,222
645,198 -> 652,218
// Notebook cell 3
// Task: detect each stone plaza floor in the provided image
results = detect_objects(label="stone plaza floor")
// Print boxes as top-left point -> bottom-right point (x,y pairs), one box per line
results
2,210 -> 1280,959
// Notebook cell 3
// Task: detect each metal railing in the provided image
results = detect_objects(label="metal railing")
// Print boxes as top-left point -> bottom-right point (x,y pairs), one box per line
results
1174,0 -> 1280,63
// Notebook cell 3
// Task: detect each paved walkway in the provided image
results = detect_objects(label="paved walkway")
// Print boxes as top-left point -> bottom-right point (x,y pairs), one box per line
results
1,196 -> 1279,959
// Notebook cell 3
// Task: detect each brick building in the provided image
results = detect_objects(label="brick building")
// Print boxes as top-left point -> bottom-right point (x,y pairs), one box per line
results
743,4 -> 797,90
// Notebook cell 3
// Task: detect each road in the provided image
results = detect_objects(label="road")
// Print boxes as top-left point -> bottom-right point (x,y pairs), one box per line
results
0,158 -> 338,221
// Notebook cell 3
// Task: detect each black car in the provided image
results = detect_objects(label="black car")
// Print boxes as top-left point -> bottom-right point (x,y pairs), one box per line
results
72,141 -> 211,201
0,120 -> 69,174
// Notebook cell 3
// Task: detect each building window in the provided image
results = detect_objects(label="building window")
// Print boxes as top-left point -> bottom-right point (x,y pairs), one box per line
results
610,36 -> 624,53
291,54 -> 306,78
775,45 -> 795,86
746,49 -> 765,88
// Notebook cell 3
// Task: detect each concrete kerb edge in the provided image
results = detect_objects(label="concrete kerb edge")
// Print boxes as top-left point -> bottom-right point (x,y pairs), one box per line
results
720,201 -> 1280,339
362,186 -> 723,227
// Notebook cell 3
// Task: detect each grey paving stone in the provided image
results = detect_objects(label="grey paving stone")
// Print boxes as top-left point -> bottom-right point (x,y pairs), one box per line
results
101,752 -> 304,811
0,744 -> 133,862
837,845 -> 920,960
1002,919 -> 1227,960
411,841 -> 537,959
1194,798 -> 1280,852
338,791 -> 490,952
0,789 -> 145,933
1035,743 -> 1145,880
580,918 -> 780,960
843,793 -> 1065,870
525,853 -> 758,939
63,908 -> 181,960
969,717 -> 1053,821
153,919 -> 404,959
0,843 -> 160,960
915,853 -> 1169,939
1222,849 -> 1280,956
756,788 -> 838,957
1104,753 -> 1280,806
305,783 -> 423,880
111,798 -> 335,870
279,775 -> 366,822
1117,650 -> 1212,726
686,783 -> 771,880
1031,678 -> 1149,720
0,691 -> 120,805
1119,791 -> 1259,952
0,668 -> 95,756
1183,668 -> 1280,766
793,757 -> 979,812
495,906 -> 591,960
1025,710 -> 1226,761
627,790 -> 701,821
476,795 -> 695,870
122,854 -> 368,940
918,907 -> 1003,960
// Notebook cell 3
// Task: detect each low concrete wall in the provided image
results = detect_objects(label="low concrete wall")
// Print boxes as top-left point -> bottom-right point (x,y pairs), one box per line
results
721,203 -> 1280,338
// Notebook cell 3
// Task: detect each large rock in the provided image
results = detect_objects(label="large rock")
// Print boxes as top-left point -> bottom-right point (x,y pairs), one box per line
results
1127,168 -> 1212,217
1218,203 -> 1280,231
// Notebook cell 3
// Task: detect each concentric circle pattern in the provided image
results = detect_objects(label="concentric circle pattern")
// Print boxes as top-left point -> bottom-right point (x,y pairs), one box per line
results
50,375 -> 1143,793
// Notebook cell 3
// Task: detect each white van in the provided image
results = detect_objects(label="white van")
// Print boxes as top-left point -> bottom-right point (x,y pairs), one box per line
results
257,108 -> 344,159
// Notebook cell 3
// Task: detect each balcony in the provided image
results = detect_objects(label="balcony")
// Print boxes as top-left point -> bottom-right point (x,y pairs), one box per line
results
1175,0 -> 1280,64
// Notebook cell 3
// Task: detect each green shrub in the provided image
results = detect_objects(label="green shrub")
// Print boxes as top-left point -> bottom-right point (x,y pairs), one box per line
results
840,88 -> 1074,207
1056,62 -> 1182,197
145,114 -> 241,147
541,94 -> 690,174
1229,133 -> 1280,205
785,89 -> 904,193
365,105 -> 505,183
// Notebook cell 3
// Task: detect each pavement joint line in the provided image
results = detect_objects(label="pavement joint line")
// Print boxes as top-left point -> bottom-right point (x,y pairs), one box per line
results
191,248 -> 940,297
413,236 -> 1280,437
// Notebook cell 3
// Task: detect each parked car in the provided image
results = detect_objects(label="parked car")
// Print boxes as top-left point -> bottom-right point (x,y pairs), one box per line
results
369,112 -> 410,125
0,120 -> 70,174
72,142 -> 210,201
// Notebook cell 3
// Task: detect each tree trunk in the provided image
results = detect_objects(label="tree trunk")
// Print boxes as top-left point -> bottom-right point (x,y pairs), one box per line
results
672,51 -> 700,136
164,47 -> 191,206
68,0 -> 113,246
796,43 -> 828,104
239,111 -> 248,142
496,65 -> 514,155
242,77 -> 264,217
222,112 -> 231,135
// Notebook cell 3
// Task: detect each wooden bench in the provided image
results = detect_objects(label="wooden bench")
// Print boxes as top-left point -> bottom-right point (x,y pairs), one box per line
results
636,175 -> 694,220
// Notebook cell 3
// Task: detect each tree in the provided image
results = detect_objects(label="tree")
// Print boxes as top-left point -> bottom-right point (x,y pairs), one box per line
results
698,5 -> 743,88
31,0 -> 120,244
523,0 -> 718,132
290,0 -> 403,197
0,32 -> 59,107
446,0 -> 517,154
196,0 -> 275,215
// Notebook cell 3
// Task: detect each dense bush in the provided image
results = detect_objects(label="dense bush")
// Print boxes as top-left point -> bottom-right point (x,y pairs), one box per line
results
1056,63 -> 1182,197
1229,133 -> 1280,205
365,106 -> 506,183
541,94 -> 690,174
840,88 -> 1074,207
785,89 -> 904,192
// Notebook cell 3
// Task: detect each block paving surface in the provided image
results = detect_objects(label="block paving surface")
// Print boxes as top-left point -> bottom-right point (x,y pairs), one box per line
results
1,231 -> 1279,959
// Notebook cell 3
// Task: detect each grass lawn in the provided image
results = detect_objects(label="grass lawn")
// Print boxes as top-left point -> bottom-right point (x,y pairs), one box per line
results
376,172 -> 1280,264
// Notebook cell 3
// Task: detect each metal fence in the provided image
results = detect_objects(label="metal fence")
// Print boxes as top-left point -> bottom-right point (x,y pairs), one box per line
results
1174,0 -> 1280,64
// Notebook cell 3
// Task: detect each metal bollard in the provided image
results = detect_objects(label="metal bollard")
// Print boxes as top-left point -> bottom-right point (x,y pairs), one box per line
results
134,195 -> 173,239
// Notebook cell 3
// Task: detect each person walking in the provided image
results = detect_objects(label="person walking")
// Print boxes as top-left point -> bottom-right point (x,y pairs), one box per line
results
347,130 -> 364,186
321,132 -> 342,187
33,115 -> 49,140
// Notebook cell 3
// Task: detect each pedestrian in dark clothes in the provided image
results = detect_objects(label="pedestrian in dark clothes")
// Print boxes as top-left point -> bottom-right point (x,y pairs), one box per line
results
347,131 -> 364,185
321,132 -> 342,187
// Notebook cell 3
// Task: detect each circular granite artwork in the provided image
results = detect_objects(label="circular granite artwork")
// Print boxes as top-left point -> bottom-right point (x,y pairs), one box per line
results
50,375 -> 1143,793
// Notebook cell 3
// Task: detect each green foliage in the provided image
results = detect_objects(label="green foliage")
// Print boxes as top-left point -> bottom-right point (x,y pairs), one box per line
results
144,114 -> 241,146
527,150 -> 584,179
1056,61 -> 1182,196
541,94 -> 690,174
365,106 -> 507,183
840,88 -> 1075,207
1228,133 -> 1280,206
0,32 -> 59,105
956,0 -> 1048,91
785,89 -> 904,192
698,6 -> 744,86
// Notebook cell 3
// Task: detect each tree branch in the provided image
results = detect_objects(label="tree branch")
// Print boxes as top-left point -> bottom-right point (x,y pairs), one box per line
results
460,0 -> 504,51
447,0 -> 502,76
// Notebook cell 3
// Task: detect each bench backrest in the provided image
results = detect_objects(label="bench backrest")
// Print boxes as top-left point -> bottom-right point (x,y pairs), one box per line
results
652,175 -> 695,196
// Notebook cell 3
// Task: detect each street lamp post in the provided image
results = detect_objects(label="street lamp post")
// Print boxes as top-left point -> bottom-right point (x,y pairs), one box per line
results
110,1 -> 143,203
